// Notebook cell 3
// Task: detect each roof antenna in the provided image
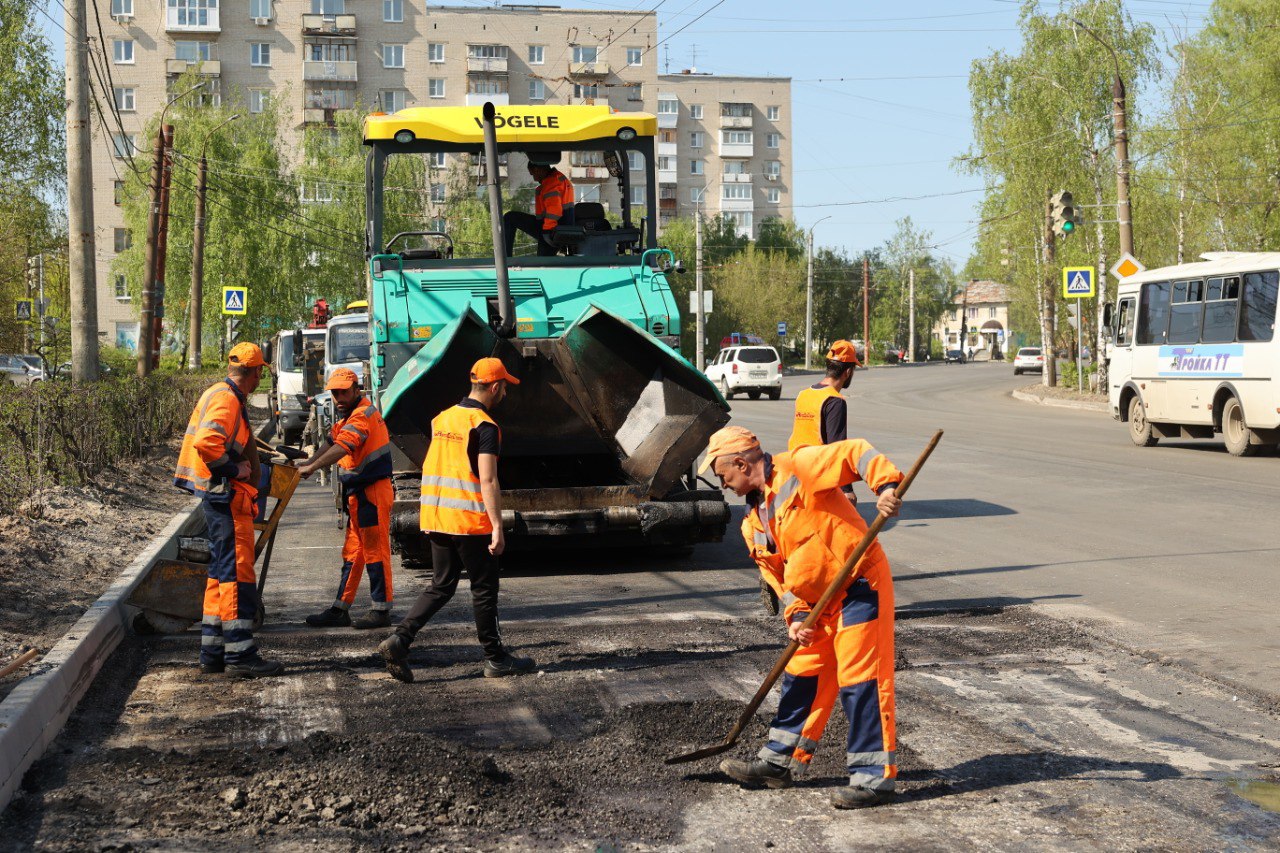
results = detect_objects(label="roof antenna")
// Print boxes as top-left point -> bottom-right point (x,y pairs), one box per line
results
690,43 -> 698,73
663,43 -> 670,74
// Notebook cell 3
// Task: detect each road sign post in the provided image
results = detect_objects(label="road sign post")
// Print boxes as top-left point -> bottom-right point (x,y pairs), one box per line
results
777,321 -> 788,338
221,287 -> 247,316
1062,267 -> 1096,393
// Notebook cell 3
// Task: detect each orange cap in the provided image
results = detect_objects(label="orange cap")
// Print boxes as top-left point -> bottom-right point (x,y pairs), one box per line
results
471,357 -> 520,385
697,425 -> 761,474
228,342 -> 266,368
325,367 -> 359,390
826,340 -> 861,365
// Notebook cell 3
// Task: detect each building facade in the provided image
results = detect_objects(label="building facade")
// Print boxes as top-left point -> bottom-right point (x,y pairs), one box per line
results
93,2 -> 792,344
932,279 -> 1013,358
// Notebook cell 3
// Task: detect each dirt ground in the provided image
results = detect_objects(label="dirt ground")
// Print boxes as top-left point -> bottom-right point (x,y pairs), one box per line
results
0,447 -> 192,700
1017,381 -> 1106,403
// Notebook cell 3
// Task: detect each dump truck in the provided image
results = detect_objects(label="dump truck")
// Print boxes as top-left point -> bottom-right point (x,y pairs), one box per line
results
361,103 -> 730,560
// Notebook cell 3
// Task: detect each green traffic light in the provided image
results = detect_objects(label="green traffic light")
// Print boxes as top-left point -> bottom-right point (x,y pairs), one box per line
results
1062,220 -> 1074,233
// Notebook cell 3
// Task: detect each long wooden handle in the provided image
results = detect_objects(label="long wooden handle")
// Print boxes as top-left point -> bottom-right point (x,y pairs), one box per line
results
720,429 -> 944,745
0,648 -> 39,680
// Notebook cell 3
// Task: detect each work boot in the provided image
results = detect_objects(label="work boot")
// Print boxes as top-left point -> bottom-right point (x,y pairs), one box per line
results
830,785 -> 894,809
759,576 -> 780,616
379,633 -> 414,684
199,660 -> 225,675
352,609 -> 392,630
226,657 -> 285,679
483,650 -> 536,678
720,757 -> 794,790
305,606 -> 351,628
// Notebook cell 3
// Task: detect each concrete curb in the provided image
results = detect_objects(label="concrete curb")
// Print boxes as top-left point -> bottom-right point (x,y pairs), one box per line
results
0,498 -> 203,813
1011,388 -> 1109,413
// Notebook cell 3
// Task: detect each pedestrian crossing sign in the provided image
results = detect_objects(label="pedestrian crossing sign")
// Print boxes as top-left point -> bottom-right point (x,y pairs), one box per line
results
1062,266 -> 1095,299
15,299 -> 32,321
222,287 -> 247,315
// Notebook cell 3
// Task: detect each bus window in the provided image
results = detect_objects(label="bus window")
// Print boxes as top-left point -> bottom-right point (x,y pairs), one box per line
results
1168,279 -> 1204,344
1202,276 -> 1240,343
1238,270 -> 1278,342
1115,297 -> 1135,346
1137,281 -> 1171,345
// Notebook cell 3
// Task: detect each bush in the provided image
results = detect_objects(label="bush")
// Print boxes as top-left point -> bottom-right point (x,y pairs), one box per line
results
0,372 -> 219,515
1058,360 -> 1097,391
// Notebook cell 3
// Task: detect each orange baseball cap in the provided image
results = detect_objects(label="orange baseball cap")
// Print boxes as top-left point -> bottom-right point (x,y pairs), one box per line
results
471,357 -> 520,385
325,367 -> 360,390
698,425 -> 761,474
228,342 -> 266,368
826,340 -> 861,365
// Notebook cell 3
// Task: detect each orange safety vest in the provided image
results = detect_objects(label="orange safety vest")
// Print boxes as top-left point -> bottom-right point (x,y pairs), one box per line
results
419,404 -> 501,535
748,441 -> 902,621
535,169 -> 574,232
788,384 -> 844,452
174,379 -> 258,502
331,397 -> 392,492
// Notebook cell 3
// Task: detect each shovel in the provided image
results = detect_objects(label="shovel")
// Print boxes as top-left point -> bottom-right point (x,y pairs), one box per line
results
665,429 -> 943,766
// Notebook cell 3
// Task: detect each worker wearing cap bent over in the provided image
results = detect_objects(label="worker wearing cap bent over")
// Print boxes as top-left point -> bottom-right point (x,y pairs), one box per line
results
702,425 -> 904,809
379,358 -> 536,683
296,368 -> 395,630
173,343 -> 284,679
502,153 -> 575,257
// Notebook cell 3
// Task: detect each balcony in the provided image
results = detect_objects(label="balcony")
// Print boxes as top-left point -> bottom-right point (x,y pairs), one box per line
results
568,60 -> 610,78
720,115 -> 753,129
302,13 -> 356,34
166,58 -> 220,76
466,92 -> 509,107
720,196 -> 754,212
657,167 -> 677,184
719,141 -> 754,158
657,113 -> 678,130
722,172 -> 753,183
467,56 -> 509,74
303,60 -> 358,83
568,96 -> 600,106
658,142 -> 677,158
303,107 -> 354,126
166,6 -> 219,32
571,165 -> 610,181
659,197 -> 677,212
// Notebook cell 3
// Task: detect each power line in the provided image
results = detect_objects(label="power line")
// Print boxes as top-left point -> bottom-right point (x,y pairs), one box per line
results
641,0 -> 726,58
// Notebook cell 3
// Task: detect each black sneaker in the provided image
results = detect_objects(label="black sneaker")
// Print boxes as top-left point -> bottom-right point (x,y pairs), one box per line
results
379,634 -> 414,683
720,757 -> 794,790
830,786 -> 894,809
226,657 -> 285,679
353,610 -> 392,630
199,660 -> 225,675
305,607 -> 351,628
483,651 -> 536,678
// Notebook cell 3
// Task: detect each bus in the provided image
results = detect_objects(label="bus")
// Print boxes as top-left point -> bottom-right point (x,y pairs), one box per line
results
1108,252 -> 1280,456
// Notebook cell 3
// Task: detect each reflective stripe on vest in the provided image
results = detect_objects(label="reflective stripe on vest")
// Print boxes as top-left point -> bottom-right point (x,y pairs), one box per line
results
788,385 -> 842,452
419,404 -> 500,535
334,399 -> 393,491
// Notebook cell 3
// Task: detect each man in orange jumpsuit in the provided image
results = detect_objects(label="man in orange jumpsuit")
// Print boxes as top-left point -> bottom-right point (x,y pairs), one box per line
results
702,425 -> 903,809
297,368 -> 395,629
502,152 -> 575,257
174,343 -> 283,678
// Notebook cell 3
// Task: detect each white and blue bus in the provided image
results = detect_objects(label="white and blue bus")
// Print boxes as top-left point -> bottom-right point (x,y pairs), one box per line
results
1109,252 -> 1280,456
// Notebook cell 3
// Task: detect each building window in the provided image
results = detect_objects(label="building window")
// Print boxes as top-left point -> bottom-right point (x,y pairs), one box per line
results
469,44 -> 507,60
383,0 -> 402,22
723,160 -> 746,175
382,44 -> 404,68
571,45 -> 598,64
627,151 -> 643,171
113,180 -> 125,205
307,41 -> 351,61
577,183 -> 601,203
689,104 -> 703,120
112,39 -> 134,63
967,307 -> 977,318
249,0 -> 270,17
430,183 -> 446,203
111,0 -> 133,14
169,0 -> 217,28
690,187 -> 705,204
989,307 -> 998,318
428,42 -> 444,62
573,83 -> 598,99
722,130 -> 752,145
111,133 -> 137,158
249,89 -> 269,113
250,43 -> 271,66
627,83 -> 642,101
764,160 -> 781,177
114,87 -> 136,112
725,211 -> 753,232
299,182 -> 334,204
114,274 -> 129,300
767,106 -> 780,120
690,131 -> 704,148
657,98 -> 678,115
528,45 -> 544,64
175,40 -> 212,62
380,90 -> 407,112
470,78 -> 505,95
429,152 -> 446,169
528,79 -> 545,101
766,132 -> 780,148
766,187 -> 780,204
429,217 -> 447,232
690,159 -> 704,176
657,156 -> 674,172
722,184 -> 751,200
660,129 -> 676,144
626,47 -> 642,66
428,78 -> 445,98
311,0 -> 344,13
630,185 -> 645,205
114,228 -> 132,253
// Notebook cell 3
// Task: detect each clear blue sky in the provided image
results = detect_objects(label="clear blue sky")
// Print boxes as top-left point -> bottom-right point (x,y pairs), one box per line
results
38,0 -> 1211,264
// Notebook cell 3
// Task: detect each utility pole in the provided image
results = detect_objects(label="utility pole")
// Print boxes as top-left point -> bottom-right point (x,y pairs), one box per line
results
150,124 -> 176,375
805,229 -> 813,370
862,255 -> 870,361
65,0 -> 98,383
191,114 -> 240,371
908,267 -> 916,363
695,206 -> 705,371
1072,18 -> 1134,257
1042,194 -> 1058,388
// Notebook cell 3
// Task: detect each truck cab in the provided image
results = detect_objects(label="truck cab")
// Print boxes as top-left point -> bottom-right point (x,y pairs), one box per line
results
267,327 -> 325,446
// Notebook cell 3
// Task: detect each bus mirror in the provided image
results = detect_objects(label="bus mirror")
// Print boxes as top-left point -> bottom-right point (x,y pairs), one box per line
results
292,329 -> 304,367
1101,303 -> 1114,340
262,339 -> 274,366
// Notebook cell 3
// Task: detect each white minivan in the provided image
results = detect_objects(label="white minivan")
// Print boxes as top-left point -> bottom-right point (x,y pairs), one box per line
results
705,345 -> 783,400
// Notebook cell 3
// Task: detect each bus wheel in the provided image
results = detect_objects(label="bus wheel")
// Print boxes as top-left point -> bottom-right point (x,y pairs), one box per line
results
1128,396 -> 1157,447
1222,396 -> 1258,457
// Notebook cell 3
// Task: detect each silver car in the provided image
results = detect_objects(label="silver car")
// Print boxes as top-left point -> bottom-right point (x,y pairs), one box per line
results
1,354 -> 44,386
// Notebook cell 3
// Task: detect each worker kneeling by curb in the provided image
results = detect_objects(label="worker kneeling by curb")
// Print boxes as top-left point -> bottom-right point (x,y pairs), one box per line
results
297,368 -> 395,630
703,426 -> 903,809
378,358 -> 536,684
174,343 -> 284,679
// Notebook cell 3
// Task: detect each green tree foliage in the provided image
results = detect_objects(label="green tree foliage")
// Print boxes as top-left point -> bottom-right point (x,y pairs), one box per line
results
869,217 -> 954,358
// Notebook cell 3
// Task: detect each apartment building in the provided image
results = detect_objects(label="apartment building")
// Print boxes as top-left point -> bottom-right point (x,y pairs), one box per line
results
93,2 -> 791,345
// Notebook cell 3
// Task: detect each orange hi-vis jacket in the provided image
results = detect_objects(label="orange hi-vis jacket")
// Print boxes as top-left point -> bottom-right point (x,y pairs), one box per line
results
174,379 -> 258,502
419,404 -> 501,535
536,169 -> 574,232
788,384 -> 844,452
332,397 -> 392,493
742,440 -> 902,623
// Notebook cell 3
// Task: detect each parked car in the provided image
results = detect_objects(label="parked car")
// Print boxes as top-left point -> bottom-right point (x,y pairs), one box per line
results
1,354 -> 43,386
847,338 -> 868,364
943,349 -> 967,364
1013,347 -> 1046,375
882,342 -> 906,364
53,360 -> 115,379
705,345 -> 782,400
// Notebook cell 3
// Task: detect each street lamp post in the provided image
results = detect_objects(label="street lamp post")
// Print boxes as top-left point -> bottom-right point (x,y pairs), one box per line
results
805,215 -> 832,370
190,113 -> 240,371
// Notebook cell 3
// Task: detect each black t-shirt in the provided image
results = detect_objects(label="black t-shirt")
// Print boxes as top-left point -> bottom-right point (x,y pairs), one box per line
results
458,397 -> 500,478
811,383 -> 848,444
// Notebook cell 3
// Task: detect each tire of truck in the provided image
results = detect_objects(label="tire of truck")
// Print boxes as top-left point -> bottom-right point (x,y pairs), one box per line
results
1221,396 -> 1259,457
748,390 -> 761,400
767,387 -> 781,400
719,378 -> 733,400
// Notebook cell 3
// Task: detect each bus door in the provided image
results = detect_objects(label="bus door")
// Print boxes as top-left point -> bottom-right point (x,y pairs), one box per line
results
1110,295 -> 1136,400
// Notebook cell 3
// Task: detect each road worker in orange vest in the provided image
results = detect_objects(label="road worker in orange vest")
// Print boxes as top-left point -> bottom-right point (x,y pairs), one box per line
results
296,368 -> 395,630
502,152 -> 575,257
789,340 -> 860,453
701,425 -> 904,809
378,357 -> 536,683
174,343 -> 284,678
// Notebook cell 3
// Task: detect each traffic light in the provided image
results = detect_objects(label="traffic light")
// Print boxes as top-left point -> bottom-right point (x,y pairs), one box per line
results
1050,191 -> 1082,238
26,257 -> 38,293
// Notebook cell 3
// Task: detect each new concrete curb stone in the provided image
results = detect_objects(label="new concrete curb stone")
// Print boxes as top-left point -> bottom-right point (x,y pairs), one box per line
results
1011,388 -> 1109,413
0,498 -> 204,813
